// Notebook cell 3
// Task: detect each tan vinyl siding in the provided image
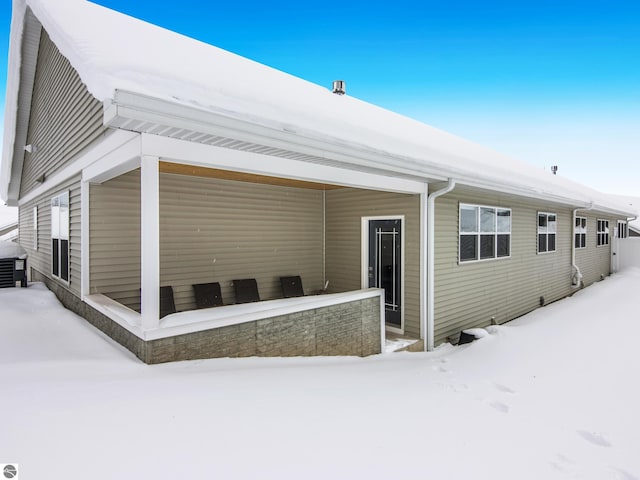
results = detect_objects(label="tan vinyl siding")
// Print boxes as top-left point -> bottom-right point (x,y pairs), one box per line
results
433,187 -> 575,345
160,173 -> 324,312
575,215 -> 616,286
89,170 -> 324,312
18,176 -> 82,296
20,30 -> 107,197
325,188 -> 421,337
90,170 -> 141,310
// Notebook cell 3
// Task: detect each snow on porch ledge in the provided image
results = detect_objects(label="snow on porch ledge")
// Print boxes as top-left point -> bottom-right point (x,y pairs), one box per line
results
84,288 -> 385,345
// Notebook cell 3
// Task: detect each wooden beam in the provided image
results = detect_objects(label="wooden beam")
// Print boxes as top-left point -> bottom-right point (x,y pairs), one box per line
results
159,161 -> 342,190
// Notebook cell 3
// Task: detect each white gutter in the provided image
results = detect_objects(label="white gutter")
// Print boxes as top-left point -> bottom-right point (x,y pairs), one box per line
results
425,178 -> 456,352
105,91 -> 638,218
572,202 -> 594,288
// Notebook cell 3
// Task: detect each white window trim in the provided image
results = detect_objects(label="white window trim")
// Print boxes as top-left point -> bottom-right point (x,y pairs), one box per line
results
617,220 -> 628,239
51,191 -> 71,285
361,215 -> 405,335
537,212 -> 557,254
575,216 -> 587,250
597,219 -> 610,247
458,203 -> 512,264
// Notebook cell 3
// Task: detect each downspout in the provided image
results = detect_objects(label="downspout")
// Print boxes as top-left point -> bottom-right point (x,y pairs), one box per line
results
572,202 -> 593,288
425,178 -> 456,352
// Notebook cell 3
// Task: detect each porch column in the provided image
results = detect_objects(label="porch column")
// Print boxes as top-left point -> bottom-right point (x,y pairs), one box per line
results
141,155 -> 160,330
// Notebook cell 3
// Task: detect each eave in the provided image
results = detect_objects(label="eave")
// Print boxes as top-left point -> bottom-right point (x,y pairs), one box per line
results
0,6 -> 42,205
104,90 -> 637,217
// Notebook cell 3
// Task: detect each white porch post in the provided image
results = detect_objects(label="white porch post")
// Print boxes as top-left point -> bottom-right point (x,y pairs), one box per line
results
141,155 -> 160,330
80,179 -> 90,299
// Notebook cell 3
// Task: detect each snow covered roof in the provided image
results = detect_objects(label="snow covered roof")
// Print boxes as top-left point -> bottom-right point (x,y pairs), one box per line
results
610,196 -> 640,230
0,0 -> 637,217
0,239 -> 27,259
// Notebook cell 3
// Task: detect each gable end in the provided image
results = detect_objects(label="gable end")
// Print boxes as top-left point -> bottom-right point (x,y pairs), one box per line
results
19,29 -> 107,198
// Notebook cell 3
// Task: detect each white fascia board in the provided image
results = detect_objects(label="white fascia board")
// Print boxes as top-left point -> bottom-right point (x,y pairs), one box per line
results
454,177 -> 589,209
18,130 -> 139,206
108,91 -> 638,216
106,90 -> 452,183
1,5 -> 40,205
588,204 -> 639,218
82,132 -> 141,183
141,133 -> 427,194
450,176 -> 637,217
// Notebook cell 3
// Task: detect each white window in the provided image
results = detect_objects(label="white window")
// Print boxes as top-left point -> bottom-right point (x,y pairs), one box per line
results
538,212 -> 557,253
617,221 -> 628,239
459,204 -> 511,262
33,206 -> 38,250
51,192 -> 70,282
597,219 -> 609,246
574,216 -> 586,249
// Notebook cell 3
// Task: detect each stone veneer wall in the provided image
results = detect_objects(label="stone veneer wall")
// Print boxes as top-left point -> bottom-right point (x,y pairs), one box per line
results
33,269 -> 382,364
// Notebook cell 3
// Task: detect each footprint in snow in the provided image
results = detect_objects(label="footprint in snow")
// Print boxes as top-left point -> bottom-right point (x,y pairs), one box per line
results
433,365 -> 449,373
611,468 -> 638,480
493,383 -> 517,395
488,401 -> 510,413
435,382 -> 468,393
577,430 -> 612,447
549,453 -> 575,473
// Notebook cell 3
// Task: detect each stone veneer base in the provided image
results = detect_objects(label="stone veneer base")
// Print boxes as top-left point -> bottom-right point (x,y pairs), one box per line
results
32,269 -> 382,364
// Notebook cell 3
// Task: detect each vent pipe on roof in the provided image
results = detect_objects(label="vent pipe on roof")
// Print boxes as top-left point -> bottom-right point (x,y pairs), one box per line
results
332,80 -> 346,95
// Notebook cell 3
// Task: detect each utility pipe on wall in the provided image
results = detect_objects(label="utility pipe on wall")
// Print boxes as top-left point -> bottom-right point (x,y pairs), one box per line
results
425,178 -> 456,352
571,202 -> 593,288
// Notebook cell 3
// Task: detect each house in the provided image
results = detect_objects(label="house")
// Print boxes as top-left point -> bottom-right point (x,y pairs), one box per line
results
611,196 -> 640,237
1,0 -> 636,363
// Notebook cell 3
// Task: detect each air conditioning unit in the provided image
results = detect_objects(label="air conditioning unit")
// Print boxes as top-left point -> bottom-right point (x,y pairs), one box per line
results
0,257 -> 27,288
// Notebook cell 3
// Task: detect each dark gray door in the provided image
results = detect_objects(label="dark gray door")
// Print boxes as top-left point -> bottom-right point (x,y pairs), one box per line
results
368,219 -> 402,327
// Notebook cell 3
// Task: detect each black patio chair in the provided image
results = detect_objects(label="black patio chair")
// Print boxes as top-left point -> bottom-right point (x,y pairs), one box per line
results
233,278 -> 260,304
160,285 -> 177,318
280,276 -> 304,298
192,282 -> 224,309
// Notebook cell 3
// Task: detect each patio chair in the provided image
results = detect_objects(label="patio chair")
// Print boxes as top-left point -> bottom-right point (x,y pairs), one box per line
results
192,282 -> 224,309
233,278 -> 260,304
280,276 -> 304,298
160,285 -> 176,318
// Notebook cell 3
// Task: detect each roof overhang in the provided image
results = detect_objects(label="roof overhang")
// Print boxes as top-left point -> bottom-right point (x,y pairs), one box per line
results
0,4 -> 42,206
104,90 -> 638,217
104,90 -> 454,185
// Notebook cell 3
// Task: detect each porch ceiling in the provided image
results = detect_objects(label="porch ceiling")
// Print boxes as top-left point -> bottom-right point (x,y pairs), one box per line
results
159,161 -> 343,190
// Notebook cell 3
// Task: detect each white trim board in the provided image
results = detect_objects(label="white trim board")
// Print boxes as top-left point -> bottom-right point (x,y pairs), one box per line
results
140,133 -> 426,195
361,215 -> 406,335
17,130 -> 139,206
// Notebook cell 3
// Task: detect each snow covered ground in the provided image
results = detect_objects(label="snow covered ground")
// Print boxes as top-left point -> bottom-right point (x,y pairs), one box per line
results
1,271 -> 640,480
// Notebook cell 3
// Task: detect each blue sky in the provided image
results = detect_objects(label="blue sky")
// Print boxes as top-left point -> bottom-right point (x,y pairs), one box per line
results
1,0 -> 639,198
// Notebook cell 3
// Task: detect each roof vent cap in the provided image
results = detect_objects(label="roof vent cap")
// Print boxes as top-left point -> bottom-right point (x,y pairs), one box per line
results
332,80 -> 346,95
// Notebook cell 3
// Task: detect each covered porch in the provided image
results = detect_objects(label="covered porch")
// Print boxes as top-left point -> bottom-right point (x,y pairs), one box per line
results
81,132 -> 427,361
